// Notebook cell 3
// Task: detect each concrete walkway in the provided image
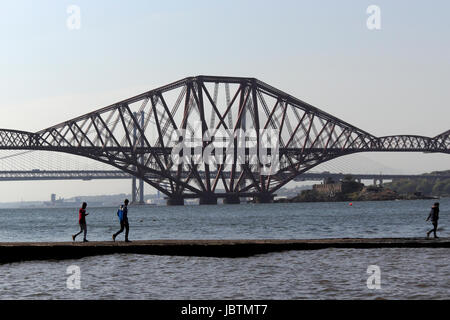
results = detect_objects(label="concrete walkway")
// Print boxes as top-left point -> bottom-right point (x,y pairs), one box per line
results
0,238 -> 448,263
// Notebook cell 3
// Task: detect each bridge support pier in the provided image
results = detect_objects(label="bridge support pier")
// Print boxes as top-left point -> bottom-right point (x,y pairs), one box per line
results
167,197 -> 184,206
373,178 -> 383,186
131,177 -> 145,204
199,193 -> 218,205
253,193 -> 274,204
223,194 -> 240,204
132,177 -> 136,203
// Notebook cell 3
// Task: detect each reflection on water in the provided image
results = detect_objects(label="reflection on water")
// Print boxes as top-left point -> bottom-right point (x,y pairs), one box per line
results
1,248 -> 449,299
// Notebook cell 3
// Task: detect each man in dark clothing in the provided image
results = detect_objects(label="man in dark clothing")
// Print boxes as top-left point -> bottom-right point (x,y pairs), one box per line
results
112,199 -> 131,242
426,202 -> 440,239
72,202 -> 89,242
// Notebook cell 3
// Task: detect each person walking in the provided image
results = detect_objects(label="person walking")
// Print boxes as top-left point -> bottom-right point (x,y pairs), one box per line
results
72,202 -> 89,242
112,199 -> 131,242
426,202 -> 440,239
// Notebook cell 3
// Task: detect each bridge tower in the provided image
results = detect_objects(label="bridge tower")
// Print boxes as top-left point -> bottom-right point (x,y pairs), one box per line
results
131,111 -> 145,205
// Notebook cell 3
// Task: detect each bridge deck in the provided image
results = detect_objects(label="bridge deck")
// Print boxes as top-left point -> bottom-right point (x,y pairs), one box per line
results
0,238 -> 449,263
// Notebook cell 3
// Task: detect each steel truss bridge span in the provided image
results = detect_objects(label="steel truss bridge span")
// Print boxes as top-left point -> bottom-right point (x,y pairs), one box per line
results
1,76 -> 449,204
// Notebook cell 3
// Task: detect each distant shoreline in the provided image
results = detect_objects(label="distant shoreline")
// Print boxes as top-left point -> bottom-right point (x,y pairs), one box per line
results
276,195 -> 440,204
1,197 -> 448,209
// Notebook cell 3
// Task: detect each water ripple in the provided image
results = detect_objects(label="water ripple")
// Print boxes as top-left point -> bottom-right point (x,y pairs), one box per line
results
0,248 -> 448,299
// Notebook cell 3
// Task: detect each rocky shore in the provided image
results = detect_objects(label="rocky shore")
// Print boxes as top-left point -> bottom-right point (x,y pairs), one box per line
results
279,185 -> 438,203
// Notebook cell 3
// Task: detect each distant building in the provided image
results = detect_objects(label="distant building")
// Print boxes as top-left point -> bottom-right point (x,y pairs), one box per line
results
313,178 -> 364,196
45,193 -> 65,207
313,183 -> 342,195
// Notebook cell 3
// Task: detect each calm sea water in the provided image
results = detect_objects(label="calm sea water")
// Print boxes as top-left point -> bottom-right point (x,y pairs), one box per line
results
0,199 -> 449,299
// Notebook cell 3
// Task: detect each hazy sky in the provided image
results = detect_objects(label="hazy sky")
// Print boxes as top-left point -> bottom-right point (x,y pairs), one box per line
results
1,0 -> 449,201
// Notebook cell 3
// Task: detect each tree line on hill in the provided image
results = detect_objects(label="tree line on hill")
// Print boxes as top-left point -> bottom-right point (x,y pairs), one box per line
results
384,170 -> 450,196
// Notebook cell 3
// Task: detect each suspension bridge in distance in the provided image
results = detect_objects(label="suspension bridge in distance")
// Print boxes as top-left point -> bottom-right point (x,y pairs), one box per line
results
4,170 -> 448,182
1,169 -> 448,204
1,75 -> 449,205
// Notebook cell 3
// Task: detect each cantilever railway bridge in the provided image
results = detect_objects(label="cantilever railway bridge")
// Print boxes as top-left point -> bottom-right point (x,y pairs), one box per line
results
1,76 -> 449,204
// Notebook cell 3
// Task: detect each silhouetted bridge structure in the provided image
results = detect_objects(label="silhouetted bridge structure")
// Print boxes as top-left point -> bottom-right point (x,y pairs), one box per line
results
1,76 -> 449,205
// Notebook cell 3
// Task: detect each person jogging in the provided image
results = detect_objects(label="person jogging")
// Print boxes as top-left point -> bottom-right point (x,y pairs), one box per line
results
72,202 -> 89,242
112,199 -> 131,242
426,202 -> 440,239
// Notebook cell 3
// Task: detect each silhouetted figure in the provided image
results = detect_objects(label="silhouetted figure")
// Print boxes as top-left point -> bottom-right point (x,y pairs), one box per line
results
72,202 -> 89,242
426,202 -> 439,239
112,199 -> 131,242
